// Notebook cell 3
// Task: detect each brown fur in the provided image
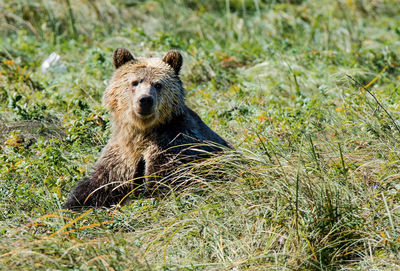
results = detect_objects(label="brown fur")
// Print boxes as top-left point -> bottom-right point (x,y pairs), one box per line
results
64,49 -> 230,209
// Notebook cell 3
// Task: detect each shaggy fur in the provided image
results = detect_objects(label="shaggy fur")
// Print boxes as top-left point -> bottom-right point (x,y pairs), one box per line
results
64,49 -> 230,209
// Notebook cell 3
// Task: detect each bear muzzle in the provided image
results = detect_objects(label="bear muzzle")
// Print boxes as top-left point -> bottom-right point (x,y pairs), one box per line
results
137,95 -> 155,116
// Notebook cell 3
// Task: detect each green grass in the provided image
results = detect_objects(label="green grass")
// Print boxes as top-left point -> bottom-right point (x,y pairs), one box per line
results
1,0 -> 400,269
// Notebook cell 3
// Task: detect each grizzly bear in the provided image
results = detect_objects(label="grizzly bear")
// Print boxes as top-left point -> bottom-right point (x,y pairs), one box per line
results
64,48 -> 230,209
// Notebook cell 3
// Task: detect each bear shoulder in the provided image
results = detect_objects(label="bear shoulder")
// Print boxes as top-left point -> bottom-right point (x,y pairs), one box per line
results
152,105 -> 230,155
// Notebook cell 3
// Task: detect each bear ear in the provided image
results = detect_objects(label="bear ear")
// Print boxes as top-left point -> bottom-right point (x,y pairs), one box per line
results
162,50 -> 183,75
113,48 -> 135,69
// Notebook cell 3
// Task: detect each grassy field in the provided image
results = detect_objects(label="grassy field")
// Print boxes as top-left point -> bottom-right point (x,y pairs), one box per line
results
1,0 -> 400,269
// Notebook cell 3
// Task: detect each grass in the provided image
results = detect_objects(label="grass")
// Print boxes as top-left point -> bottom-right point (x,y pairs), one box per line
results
1,0 -> 400,269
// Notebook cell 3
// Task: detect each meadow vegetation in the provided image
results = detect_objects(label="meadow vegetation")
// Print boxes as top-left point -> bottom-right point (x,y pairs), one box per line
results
1,0 -> 400,269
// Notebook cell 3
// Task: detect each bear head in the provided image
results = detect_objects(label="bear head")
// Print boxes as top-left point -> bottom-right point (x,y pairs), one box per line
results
103,48 -> 185,131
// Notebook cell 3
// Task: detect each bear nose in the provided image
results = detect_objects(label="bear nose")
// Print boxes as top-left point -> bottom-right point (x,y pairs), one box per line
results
139,96 -> 154,108
138,96 -> 154,116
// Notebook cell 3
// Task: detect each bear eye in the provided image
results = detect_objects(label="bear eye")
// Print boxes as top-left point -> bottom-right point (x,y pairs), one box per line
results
132,81 -> 139,87
154,83 -> 162,90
